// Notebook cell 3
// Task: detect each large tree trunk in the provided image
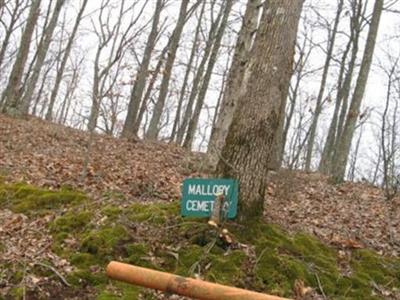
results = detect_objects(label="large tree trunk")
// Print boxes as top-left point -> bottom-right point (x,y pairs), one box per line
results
304,0 -> 343,171
145,0 -> 189,140
45,0 -> 88,121
21,0 -> 65,114
207,0 -> 261,166
331,0 -> 383,182
121,0 -> 164,138
1,0 -> 41,115
216,0 -> 303,223
182,0 -> 233,150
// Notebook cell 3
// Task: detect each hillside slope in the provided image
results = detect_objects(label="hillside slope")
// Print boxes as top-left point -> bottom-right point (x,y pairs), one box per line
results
1,114 -> 398,255
1,114 -> 400,300
0,114 -> 203,201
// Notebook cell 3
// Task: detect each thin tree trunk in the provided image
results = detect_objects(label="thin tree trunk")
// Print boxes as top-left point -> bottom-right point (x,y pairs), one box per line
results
319,0 -> 362,174
183,0 -> 233,150
304,0 -> 343,171
21,0 -> 65,114
122,0 -> 164,138
0,0 -> 23,72
46,0 -> 88,121
207,0 -> 261,165
176,2 -> 225,145
133,44 -> 169,136
347,125 -> 363,181
216,0 -> 303,223
170,1 -> 206,142
318,32 -> 352,173
332,0 -> 383,182
146,0 -> 190,140
1,0 -> 41,115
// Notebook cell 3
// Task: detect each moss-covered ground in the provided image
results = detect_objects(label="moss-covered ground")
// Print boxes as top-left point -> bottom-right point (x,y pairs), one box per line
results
1,182 -> 399,299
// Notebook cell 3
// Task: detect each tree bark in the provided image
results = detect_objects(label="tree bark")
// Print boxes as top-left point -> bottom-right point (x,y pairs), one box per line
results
207,0 -> 261,165
331,0 -> 383,182
216,0 -> 303,223
146,0 -> 190,140
1,0 -> 41,115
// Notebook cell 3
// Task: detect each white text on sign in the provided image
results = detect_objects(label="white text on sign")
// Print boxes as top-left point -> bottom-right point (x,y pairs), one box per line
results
187,184 -> 230,196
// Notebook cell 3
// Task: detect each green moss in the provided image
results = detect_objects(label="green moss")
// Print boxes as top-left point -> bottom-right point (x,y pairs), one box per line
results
0,183 -> 86,215
176,245 -> 203,275
67,270 -> 108,286
70,253 -> 100,269
81,225 -> 130,258
255,250 -> 309,296
124,243 -> 153,268
127,202 -> 179,224
9,287 -> 24,300
50,211 -> 93,233
10,270 -> 24,284
102,206 -> 122,221
351,249 -> 400,288
97,282 -> 141,300
207,250 -> 246,284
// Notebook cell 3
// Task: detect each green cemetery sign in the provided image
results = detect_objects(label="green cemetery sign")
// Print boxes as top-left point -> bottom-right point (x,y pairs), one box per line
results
181,178 -> 238,218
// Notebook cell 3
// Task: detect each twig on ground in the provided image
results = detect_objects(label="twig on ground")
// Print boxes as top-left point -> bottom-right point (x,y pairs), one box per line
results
315,273 -> 327,300
188,238 -> 217,276
34,262 -> 71,287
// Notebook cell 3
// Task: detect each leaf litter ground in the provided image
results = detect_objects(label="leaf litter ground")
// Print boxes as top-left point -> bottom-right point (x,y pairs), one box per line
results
1,114 -> 399,299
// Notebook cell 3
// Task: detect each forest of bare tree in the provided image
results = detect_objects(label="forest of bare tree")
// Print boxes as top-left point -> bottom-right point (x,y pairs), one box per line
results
3,1 -> 400,299
0,0 -> 399,189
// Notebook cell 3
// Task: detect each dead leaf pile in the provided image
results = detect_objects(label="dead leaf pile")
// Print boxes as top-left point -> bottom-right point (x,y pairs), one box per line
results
0,209 -> 74,297
0,114 -> 204,202
265,171 -> 400,256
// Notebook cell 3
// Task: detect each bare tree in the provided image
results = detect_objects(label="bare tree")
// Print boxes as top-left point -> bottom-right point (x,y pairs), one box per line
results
216,0 -> 303,223
21,0 -> 66,114
87,0 -> 145,132
0,0 -> 27,72
1,0 -> 41,115
175,2 -> 225,145
304,0 -> 344,171
332,0 -> 384,182
121,0 -> 165,139
379,51 -> 400,199
319,0 -> 364,174
146,0 -> 191,140
182,0 -> 234,149
280,32 -> 315,167
133,44 -> 169,136
169,1 -> 206,142
45,0 -> 88,121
